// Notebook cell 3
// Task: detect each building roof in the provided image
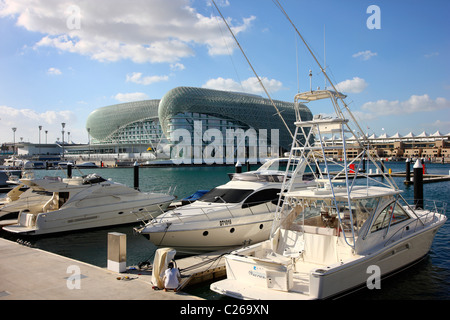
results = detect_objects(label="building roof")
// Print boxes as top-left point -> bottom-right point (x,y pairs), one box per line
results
86,100 -> 160,141
158,86 -> 312,148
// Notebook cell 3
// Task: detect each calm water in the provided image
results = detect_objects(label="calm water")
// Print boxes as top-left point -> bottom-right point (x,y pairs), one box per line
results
1,161 -> 449,300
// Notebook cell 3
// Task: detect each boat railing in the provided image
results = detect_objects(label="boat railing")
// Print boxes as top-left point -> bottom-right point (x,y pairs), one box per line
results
383,199 -> 447,247
134,204 -> 166,224
154,200 -> 276,224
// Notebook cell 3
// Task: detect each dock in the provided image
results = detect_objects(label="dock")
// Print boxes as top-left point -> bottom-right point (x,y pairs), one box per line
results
330,171 -> 450,184
0,238 -> 204,300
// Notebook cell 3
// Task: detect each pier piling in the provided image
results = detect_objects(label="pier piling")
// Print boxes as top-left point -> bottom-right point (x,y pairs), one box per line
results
133,161 -> 139,190
405,158 -> 411,183
413,159 -> 424,209
67,163 -> 72,178
235,161 -> 242,173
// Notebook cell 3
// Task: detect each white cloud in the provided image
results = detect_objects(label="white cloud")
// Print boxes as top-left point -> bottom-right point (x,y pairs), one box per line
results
361,94 -> 450,115
335,77 -> 368,93
429,120 -> 450,134
0,0 -> 255,64
47,67 -> 62,75
207,0 -> 230,7
352,50 -> 377,61
170,63 -> 185,71
424,52 -> 439,58
126,72 -> 168,85
0,105 -> 77,143
202,76 -> 283,94
114,92 -> 150,102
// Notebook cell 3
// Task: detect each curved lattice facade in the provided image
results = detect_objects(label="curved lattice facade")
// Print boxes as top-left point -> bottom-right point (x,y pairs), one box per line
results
159,86 -> 312,150
86,100 -> 162,145
84,87 -> 313,159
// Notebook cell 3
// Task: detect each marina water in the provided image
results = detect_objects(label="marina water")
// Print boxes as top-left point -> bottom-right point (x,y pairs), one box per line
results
1,162 -> 449,300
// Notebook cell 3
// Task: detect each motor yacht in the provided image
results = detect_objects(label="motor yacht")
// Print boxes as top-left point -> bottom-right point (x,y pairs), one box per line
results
2,173 -> 175,235
135,158 -> 316,254
210,89 -> 447,300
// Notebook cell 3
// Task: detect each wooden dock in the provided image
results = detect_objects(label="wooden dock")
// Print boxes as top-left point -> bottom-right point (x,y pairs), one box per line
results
330,171 -> 450,184
402,173 -> 450,185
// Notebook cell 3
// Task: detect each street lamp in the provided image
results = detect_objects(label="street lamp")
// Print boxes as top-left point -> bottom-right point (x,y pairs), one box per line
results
45,130 -> 48,144
39,125 -> 42,157
12,127 -> 17,156
61,122 -> 66,159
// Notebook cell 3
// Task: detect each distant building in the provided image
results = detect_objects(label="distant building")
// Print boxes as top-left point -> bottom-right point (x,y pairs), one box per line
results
82,86 -> 313,163
320,130 -> 450,160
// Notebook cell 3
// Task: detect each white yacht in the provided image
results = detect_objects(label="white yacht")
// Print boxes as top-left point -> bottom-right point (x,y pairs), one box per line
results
2,173 -> 175,235
135,158 -> 316,254
210,90 -> 447,300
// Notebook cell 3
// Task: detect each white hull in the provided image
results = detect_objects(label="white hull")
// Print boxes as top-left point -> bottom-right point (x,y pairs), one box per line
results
4,197 -> 172,235
145,213 -> 274,254
211,219 -> 445,300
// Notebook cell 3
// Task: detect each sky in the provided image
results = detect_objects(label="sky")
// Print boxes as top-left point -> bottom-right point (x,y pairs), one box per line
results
0,0 -> 449,144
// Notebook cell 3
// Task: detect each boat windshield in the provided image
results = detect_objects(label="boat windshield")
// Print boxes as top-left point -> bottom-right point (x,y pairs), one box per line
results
198,188 -> 254,203
284,196 -> 385,236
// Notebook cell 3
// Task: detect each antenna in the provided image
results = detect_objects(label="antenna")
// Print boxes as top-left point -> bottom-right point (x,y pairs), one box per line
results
296,34 -> 300,93
210,0 -> 294,139
324,24 -> 327,89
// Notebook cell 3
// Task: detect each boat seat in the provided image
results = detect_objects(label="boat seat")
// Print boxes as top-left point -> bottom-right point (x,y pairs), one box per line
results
277,229 -> 304,258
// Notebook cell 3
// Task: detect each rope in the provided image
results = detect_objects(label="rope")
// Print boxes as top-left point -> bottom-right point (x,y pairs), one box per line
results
210,0 -> 294,140
179,252 -> 230,274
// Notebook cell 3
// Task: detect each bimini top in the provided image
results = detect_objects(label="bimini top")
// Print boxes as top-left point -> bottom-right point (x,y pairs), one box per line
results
158,86 -> 313,149
86,100 -> 160,141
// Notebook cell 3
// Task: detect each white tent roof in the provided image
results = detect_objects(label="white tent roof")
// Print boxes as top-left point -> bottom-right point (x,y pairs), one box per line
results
417,131 -> 429,137
431,130 -> 444,137
404,132 -> 415,138
390,132 -> 402,138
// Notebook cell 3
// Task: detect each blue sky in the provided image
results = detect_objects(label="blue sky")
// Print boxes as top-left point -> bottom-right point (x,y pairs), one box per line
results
0,0 -> 449,144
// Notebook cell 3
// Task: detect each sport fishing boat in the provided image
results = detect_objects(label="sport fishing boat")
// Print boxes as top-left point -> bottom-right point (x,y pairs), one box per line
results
135,158 -> 316,254
2,172 -> 175,235
210,89 -> 447,300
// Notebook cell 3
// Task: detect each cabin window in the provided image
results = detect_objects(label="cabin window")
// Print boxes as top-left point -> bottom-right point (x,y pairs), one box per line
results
242,188 -> 280,208
198,188 -> 253,203
370,201 -> 410,233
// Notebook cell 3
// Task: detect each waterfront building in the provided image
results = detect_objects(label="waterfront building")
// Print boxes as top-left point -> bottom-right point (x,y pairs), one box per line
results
319,130 -> 450,161
82,86 -> 312,164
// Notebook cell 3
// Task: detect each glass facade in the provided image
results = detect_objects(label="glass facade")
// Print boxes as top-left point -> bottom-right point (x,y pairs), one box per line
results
84,87 -> 313,160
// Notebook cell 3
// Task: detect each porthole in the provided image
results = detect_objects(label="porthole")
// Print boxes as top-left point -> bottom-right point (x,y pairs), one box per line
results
259,224 -> 263,229
138,208 -> 144,211
230,228 -> 235,233
203,231 -> 209,236
118,211 -> 124,215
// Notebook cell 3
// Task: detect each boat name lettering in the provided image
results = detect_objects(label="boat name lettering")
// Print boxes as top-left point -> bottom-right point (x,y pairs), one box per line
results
249,268 -> 266,279
219,219 -> 232,226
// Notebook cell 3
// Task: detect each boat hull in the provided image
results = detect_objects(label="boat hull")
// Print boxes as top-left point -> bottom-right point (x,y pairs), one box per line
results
3,197 -> 173,235
211,220 -> 445,300
143,214 -> 274,254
